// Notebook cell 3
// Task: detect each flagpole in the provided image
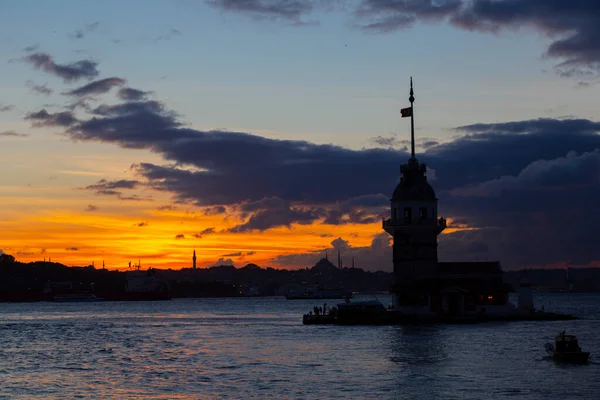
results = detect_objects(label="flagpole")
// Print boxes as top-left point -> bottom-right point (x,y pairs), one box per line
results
409,77 -> 415,160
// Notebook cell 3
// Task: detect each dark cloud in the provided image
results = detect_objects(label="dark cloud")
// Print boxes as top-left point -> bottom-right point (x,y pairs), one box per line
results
355,0 -> 461,32
450,149 -> 600,198
193,227 -> 216,238
0,131 -> 28,138
117,87 -> 152,101
118,194 -> 153,202
0,104 -> 15,112
82,179 -> 151,201
84,179 -> 140,192
26,81 -> 53,96
85,204 -> 98,212
134,222 -> 148,227
25,109 -> 78,127
369,134 -> 401,148
69,22 -> 99,39
154,28 -> 182,43
175,234 -> 185,239
23,52 -> 99,82
368,134 -> 439,152
204,206 -> 227,215
354,0 -> 600,76
222,251 -> 242,257
28,86 -> 600,269
207,0 -> 313,22
66,97 -> 97,112
65,247 -> 78,251
157,205 -> 176,211
230,197 -> 324,232
64,77 -> 126,97
23,44 -> 39,52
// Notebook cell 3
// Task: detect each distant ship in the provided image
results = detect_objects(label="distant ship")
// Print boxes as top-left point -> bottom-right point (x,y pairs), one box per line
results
286,287 -> 352,300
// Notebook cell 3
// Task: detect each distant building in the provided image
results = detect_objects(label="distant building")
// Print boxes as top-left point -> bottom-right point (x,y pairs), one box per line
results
382,78 -> 512,316
193,249 -> 197,269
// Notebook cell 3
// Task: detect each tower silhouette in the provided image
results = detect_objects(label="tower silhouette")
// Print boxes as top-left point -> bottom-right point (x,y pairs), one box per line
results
383,78 -> 447,308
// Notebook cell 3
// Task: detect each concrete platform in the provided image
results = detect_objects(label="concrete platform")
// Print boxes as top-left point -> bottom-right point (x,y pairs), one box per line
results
302,309 -> 578,325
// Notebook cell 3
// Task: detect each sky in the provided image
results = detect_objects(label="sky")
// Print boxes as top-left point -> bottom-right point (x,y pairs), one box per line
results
1,0 -> 599,271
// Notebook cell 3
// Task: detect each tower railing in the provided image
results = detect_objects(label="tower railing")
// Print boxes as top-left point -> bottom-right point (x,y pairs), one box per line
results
383,216 -> 447,229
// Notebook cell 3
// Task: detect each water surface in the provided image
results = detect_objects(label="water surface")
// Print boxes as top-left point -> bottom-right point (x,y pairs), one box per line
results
1,293 -> 599,399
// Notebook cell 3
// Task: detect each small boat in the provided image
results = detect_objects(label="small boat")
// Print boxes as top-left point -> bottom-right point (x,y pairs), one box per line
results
302,299 -> 389,325
545,331 -> 590,364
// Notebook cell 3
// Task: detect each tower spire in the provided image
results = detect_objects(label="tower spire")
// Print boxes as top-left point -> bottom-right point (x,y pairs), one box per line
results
409,77 -> 415,160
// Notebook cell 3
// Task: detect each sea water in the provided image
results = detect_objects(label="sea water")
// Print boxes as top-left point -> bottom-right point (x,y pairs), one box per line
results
1,293 -> 599,399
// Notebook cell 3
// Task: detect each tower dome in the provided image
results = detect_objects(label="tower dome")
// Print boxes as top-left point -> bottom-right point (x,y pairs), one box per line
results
392,160 -> 437,201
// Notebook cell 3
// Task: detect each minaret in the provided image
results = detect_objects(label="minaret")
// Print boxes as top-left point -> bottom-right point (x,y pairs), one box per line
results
352,257 -> 355,268
337,250 -> 341,270
193,249 -> 197,269
382,77 -> 447,309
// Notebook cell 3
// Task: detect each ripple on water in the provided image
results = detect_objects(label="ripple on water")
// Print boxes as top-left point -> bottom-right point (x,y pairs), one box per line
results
0,295 -> 599,399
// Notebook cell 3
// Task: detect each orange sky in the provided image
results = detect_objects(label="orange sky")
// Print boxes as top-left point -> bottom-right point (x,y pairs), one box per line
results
0,176 -> 470,271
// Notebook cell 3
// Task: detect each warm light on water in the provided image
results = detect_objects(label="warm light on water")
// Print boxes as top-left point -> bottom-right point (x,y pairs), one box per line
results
1,294 -> 599,399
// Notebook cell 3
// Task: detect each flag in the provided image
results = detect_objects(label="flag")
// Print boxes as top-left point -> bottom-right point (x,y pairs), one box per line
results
400,107 -> 412,118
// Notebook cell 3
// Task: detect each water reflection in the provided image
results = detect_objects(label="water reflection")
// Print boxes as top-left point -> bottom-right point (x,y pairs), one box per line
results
389,325 -> 447,365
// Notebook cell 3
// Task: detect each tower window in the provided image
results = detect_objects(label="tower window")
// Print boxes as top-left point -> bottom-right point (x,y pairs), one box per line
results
403,207 -> 412,224
419,207 -> 427,220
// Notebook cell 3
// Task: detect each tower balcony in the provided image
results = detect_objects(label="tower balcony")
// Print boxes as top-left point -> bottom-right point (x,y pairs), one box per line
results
383,216 -> 447,235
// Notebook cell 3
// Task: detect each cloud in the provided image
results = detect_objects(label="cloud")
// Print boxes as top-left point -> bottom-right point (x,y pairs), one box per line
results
175,233 -> 185,239
206,0 -> 330,24
222,251 -> 242,257
84,179 -> 140,192
27,82 -> 600,269
0,130 -> 29,138
85,204 -> 98,212
450,150 -> 600,197
204,206 -> 227,215
65,247 -> 78,251
154,28 -> 182,43
26,81 -> 53,95
69,22 -> 99,39
273,233 -> 392,270
25,109 -> 78,127
193,227 -> 216,238
23,44 -> 39,52
134,221 -> 148,227
0,104 -> 15,112
64,77 -> 126,97
82,179 -> 151,201
229,197 -> 324,232
352,0 -> 600,77
23,52 -> 99,82
211,257 -> 235,267
118,194 -> 153,202
117,87 -> 152,101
